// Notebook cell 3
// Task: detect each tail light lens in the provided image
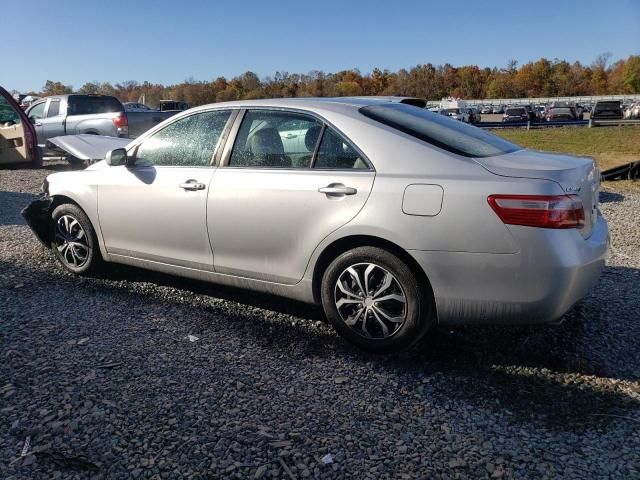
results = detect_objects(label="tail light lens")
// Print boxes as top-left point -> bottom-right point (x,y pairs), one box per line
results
488,194 -> 585,229
112,113 -> 129,135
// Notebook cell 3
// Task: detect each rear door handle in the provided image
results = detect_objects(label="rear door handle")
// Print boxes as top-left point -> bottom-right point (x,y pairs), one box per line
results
179,180 -> 206,191
318,184 -> 357,196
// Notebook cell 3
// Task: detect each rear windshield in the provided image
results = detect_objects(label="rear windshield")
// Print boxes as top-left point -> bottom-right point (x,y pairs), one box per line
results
360,103 -> 521,158
594,102 -> 621,112
552,108 -> 572,114
68,95 -> 123,116
506,108 -> 525,115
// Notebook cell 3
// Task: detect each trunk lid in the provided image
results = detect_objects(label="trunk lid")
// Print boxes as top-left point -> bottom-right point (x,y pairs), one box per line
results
475,149 -> 600,238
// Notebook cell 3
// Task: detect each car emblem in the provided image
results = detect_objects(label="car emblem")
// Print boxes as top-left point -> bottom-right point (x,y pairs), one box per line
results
565,185 -> 581,192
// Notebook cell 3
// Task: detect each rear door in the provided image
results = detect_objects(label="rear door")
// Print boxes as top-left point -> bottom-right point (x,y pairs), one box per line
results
208,108 -> 375,284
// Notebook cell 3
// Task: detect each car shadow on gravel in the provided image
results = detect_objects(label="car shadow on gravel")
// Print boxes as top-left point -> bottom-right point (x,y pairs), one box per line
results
3,258 -> 638,432
0,190 -> 37,226
599,191 -> 625,203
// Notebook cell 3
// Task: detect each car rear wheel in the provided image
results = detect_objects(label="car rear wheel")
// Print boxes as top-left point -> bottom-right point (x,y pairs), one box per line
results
50,203 -> 102,275
321,246 -> 432,353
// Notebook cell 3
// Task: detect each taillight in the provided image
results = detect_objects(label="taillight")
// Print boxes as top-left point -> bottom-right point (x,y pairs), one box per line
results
112,113 -> 129,135
488,194 -> 585,229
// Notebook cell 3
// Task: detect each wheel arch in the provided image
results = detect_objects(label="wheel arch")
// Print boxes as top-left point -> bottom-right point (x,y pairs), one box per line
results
311,235 -> 437,320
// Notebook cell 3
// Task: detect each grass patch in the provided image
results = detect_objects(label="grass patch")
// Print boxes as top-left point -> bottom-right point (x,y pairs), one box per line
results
494,126 -> 640,172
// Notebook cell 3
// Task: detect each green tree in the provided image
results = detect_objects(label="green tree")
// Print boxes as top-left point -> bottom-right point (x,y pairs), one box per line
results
622,56 -> 640,93
42,80 -> 73,96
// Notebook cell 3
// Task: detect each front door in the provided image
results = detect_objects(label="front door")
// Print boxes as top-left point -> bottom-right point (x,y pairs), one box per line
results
208,109 -> 375,284
98,109 -> 233,270
26,100 -> 47,147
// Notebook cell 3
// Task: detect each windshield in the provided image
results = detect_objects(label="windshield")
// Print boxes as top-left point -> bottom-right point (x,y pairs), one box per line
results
360,103 -> 521,158
506,108 -> 525,115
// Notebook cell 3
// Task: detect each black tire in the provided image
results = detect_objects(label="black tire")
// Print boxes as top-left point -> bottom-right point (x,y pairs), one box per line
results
66,155 -> 88,169
321,246 -> 432,353
50,203 -> 102,275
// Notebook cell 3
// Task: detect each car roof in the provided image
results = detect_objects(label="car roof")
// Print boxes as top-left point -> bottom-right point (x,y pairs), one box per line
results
188,96 -> 425,113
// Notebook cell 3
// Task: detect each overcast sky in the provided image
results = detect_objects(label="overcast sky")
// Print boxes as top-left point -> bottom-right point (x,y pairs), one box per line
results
2,0 -> 639,92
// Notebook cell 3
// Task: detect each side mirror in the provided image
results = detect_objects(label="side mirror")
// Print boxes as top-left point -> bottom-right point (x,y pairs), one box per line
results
105,148 -> 128,166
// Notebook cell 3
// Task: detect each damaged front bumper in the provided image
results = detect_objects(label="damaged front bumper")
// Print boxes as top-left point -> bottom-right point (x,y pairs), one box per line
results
21,196 -> 54,248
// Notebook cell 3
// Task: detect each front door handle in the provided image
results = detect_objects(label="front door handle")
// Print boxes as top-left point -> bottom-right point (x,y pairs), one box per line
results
34,122 -> 42,127
179,180 -> 206,191
318,184 -> 357,196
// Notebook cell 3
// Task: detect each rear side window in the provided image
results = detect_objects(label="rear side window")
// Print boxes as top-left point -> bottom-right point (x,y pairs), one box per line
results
229,110 -> 322,168
46,99 -> 61,117
360,103 -> 521,158
68,96 -> 123,116
314,128 -> 368,169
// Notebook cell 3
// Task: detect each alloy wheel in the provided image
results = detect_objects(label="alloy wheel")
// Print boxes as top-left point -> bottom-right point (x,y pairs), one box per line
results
334,262 -> 407,339
54,214 -> 90,268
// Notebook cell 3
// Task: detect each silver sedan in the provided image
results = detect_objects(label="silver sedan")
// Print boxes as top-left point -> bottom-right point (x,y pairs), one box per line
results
23,97 -> 609,352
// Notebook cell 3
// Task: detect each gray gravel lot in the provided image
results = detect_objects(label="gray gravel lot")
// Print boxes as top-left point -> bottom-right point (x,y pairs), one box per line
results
1,160 -> 639,479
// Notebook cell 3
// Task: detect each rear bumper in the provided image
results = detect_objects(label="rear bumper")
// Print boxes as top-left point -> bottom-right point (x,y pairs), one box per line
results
410,215 -> 609,325
21,196 -> 53,248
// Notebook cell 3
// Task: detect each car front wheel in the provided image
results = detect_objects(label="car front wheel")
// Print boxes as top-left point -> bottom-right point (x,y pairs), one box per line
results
50,203 -> 102,275
321,246 -> 432,353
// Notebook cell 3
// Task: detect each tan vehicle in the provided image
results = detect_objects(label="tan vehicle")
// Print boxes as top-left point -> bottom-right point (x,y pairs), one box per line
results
0,86 -> 40,167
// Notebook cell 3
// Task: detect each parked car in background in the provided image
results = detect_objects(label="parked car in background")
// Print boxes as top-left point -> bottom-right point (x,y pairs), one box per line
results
443,108 -> 470,122
502,107 -> 529,123
159,100 -> 190,112
623,103 -> 640,119
0,85 -> 40,167
534,105 -> 546,120
22,97 -> 608,353
522,104 -> 537,122
24,94 -> 178,161
480,105 -> 493,114
468,107 -> 481,124
439,98 -> 470,122
492,105 -> 505,114
591,101 -> 623,120
545,107 -> 575,122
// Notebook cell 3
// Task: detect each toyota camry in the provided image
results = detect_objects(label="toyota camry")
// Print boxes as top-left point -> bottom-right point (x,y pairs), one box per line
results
22,97 -> 609,352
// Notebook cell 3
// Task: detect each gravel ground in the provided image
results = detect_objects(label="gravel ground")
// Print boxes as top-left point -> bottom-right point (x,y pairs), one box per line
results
1,160 -> 639,479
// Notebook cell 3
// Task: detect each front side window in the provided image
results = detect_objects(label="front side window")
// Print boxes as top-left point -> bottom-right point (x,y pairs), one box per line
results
314,127 -> 368,170
134,110 -> 231,167
28,102 -> 46,121
360,103 -> 521,158
229,110 -> 322,168
46,99 -> 61,117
